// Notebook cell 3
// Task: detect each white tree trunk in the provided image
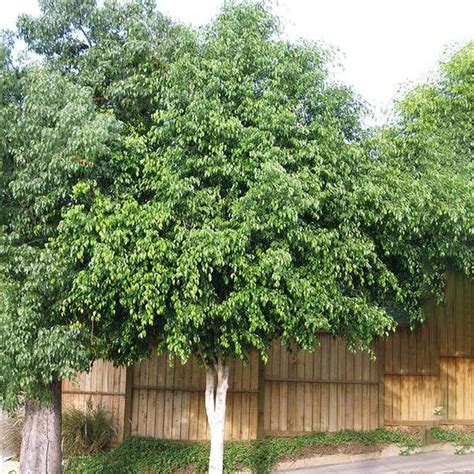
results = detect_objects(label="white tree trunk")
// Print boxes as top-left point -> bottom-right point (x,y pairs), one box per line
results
205,359 -> 229,474
20,381 -> 62,474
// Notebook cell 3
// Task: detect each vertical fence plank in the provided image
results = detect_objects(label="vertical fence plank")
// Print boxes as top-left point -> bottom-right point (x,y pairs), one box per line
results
279,343 -> 289,432
287,344 -> 297,432
377,339 -> 385,428
304,351 -> 313,432
270,342 -> 280,433
123,366 -> 133,438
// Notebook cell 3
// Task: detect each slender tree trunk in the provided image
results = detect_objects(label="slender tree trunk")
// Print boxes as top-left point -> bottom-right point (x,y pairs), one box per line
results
204,358 -> 229,474
20,381 -> 62,474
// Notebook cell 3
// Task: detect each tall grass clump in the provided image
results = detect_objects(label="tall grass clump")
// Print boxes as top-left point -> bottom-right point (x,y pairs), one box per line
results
0,409 -> 23,459
62,402 -> 117,457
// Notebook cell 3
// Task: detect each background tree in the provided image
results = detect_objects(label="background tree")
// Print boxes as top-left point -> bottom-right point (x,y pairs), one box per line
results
359,41 -> 473,322
0,1 -> 180,471
1,0 -> 188,470
0,61 -> 121,472
57,4 -> 469,472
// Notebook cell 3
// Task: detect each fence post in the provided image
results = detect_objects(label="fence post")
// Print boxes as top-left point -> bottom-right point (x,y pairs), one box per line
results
256,357 -> 266,438
123,365 -> 134,439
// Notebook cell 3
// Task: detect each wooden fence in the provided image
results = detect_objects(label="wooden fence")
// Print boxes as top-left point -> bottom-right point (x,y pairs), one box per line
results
62,360 -> 128,445
62,273 -> 473,443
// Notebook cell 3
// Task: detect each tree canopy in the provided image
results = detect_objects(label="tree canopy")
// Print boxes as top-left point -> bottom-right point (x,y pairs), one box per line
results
57,2 -> 396,368
0,0 -> 177,410
53,6 -> 473,367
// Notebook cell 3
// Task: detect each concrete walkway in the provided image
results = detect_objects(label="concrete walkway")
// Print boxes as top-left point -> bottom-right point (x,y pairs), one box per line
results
281,451 -> 474,473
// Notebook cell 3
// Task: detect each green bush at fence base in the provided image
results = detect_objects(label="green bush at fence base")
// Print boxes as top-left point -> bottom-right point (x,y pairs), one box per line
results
66,429 -> 422,474
430,427 -> 474,454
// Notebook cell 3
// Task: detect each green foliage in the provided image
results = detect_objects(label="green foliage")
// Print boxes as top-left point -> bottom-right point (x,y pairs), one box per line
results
430,427 -> 474,454
62,402 -> 117,457
67,437 -> 208,474
57,1 -> 405,369
1,0 -> 472,435
362,42 -> 473,321
66,429 -> 422,474
57,4 -> 473,374
0,53 -> 121,410
17,0 -> 182,126
1,0 -> 177,411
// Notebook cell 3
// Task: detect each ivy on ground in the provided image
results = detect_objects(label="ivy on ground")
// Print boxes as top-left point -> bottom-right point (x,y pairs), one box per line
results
66,429 -> 422,474
430,427 -> 474,454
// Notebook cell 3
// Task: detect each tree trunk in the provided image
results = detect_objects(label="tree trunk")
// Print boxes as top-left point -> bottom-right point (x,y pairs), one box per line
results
205,359 -> 229,474
20,381 -> 62,474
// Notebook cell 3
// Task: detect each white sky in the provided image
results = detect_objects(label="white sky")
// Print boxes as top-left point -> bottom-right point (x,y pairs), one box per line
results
1,0 -> 473,122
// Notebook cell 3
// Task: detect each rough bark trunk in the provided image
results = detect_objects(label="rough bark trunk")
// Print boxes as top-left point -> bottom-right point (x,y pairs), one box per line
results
205,359 -> 229,474
20,381 -> 62,474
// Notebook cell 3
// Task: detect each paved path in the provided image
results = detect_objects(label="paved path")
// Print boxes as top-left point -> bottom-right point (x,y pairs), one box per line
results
280,451 -> 474,473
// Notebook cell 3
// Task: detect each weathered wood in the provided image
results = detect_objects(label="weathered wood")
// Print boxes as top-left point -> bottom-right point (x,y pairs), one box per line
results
123,366 -> 133,438
62,361 -> 127,444
256,357 -> 266,438
377,338 -> 385,428
62,390 -> 126,396
131,385 -> 259,393
263,377 -> 379,385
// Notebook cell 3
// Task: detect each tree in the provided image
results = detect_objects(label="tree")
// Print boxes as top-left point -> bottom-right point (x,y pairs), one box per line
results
359,41 -> 473,319
0,61 -> 121,471
1,0 -> 187,470
0,0 -> 179,471
56,4 -> 469,472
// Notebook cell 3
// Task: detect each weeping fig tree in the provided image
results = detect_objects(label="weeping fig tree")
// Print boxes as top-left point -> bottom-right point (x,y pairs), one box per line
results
53,3 -> 470,472
1,1 -> 183,471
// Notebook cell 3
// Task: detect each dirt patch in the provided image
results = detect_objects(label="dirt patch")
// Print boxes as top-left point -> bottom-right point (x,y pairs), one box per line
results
439,424 -> 474,434
281,441 -> 386,463
386,425 -> 425,437
172,466 -> 196,474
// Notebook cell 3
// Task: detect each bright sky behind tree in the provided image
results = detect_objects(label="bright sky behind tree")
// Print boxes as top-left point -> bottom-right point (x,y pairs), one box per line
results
1,0 -> 473,122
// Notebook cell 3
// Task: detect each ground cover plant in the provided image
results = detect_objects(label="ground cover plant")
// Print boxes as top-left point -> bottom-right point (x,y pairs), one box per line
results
431,426 -> 474,454
66,429 -> 423,474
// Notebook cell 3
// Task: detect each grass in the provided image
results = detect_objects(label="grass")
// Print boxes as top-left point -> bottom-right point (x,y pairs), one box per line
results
430,426 -> 474,454
66,429 -> 422,473
0,409 -> 23,459
62,402 -> 117,457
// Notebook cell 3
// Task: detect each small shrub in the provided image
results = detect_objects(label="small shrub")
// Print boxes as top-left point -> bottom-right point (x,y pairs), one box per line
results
62,402 -> 117,457
430,426 -> 474,454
